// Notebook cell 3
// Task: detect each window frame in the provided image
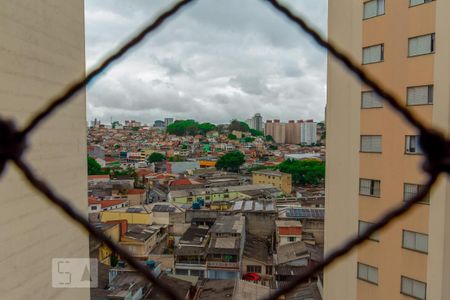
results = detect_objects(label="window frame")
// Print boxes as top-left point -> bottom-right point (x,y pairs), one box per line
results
359,178 -> 381,197
361,90 -> 383,109
405,135 -> 423,155
402,230 -> 428,254
360,135 -> 382,153
363,0 -> 385,20
408,33 -> 435,57
358,220 -> 380,242
406,85 -> 433,106
362,44 -> 384,65
400,276 -> 427,300
357,262 -> 379,285
247,265 -> 262,273
403,183 -> 430,205
409,0 -> 434,8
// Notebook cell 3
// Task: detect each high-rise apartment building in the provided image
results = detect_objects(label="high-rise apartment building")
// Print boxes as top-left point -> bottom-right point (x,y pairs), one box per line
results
325,1 -> 450,299
285,120 -> 301,144
164,117 -> 174,127
0,1 -> 89,299
300,120 -> 317,145
265,120 -> 286,144
246,113 -> 264,133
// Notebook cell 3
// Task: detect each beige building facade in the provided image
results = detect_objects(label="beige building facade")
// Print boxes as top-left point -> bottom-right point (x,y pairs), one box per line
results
325,1 -> 450,300
0,1 -> 89,299
252,170 -> 292,195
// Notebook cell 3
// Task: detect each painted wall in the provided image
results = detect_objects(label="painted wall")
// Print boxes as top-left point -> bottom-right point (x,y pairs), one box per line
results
0,1 -> 89,299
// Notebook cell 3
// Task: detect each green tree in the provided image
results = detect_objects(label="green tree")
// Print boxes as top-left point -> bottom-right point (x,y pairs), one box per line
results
228,133 -> 237,140
167,120 -> 199,136
88,156 -> 105,175
198,122 -> 217,134
243,136 -> 255,143
265,135 -> 274,142
216,151 -> 245,172
276,159 -> 325,185
147,152 -> 166,164
229,119 -> 250,132
250,129 -> 264,137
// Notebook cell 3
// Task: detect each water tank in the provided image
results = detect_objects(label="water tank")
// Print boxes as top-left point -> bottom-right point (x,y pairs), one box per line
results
192,202 -> 201,209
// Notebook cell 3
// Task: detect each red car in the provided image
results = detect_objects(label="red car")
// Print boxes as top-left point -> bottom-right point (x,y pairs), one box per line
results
242,272 -> 261,281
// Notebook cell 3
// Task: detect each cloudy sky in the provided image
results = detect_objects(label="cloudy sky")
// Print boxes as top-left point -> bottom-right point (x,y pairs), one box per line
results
85,0 -> 327,125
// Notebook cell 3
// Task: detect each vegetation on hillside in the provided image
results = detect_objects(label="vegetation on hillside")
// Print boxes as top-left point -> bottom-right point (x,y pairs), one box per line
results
215,151 -> 245,172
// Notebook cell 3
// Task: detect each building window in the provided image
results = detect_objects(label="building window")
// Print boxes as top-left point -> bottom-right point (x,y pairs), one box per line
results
407,85 -> 433,105
403,230 -> 428,253
91,205 -> 97,210
266,265 -> 273,275
361,91 -> 383,108
359,179 -> 381,197
358,220 -> 379,241
408,33 -> 435,57
404,183 -> 430,204
288,237 -> 296,242
401,276 -> 426,300
405,135 -> 422,154
363,0 -> 385,19
247,265 -> 262,273
363,44 -> 384,64
360,135 -> 382,153
410,0 -> 433,7
357,263 -> 378,284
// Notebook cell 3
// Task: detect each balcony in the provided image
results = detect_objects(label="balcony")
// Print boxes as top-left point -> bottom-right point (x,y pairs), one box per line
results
206,261 -> 239,269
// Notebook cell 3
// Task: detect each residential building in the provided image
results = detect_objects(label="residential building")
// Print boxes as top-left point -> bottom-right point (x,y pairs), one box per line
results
246,113 -> 264,132
285,120 -> 302,144
0,1 -> 88,299
242,234 -> 273,286
275,220 -> 303,246
164,117 -> 174,127
206,215 -> 245,279
300,120 -> 318,145
168,184 -> 282,204
325,1 -> 450,299
265,120 -> 286,144
120,224 -> 159,260
252,170 -> 293,195
174,225 -> 210,278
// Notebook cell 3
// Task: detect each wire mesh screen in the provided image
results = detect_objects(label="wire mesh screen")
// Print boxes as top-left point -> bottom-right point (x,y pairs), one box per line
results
0,1 -> 445,299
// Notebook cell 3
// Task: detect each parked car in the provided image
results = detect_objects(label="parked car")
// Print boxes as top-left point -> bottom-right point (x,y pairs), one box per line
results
242,272 -> 261,281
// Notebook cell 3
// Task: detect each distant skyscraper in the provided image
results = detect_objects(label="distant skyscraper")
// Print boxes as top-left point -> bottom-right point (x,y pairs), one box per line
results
300,120 -> 317,145
246,113 -> 264,132
164,118 -> 174,127
285,120 -> 301,144
153,120 -> 165,128
265,119 -> 286,144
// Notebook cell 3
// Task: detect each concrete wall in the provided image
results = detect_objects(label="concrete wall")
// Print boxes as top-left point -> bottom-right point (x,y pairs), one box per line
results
246,213 -> 276,238
0,1 -> 88,299
324,0 -> 361,299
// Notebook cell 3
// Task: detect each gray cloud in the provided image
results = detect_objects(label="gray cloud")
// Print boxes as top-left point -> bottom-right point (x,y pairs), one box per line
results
85,0 -> 327,124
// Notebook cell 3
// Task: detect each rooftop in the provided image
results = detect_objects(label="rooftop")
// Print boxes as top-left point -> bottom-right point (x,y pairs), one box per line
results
210,215 -> 245,235
243,234 -> 272,264
123,224 -> 158,242
252,169 -> 287,177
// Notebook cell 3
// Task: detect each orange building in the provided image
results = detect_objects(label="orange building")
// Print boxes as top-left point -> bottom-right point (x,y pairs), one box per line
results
325,1 -> 450,300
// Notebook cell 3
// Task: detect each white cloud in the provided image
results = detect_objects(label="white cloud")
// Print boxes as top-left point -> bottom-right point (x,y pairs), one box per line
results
85,0 -> 328,124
